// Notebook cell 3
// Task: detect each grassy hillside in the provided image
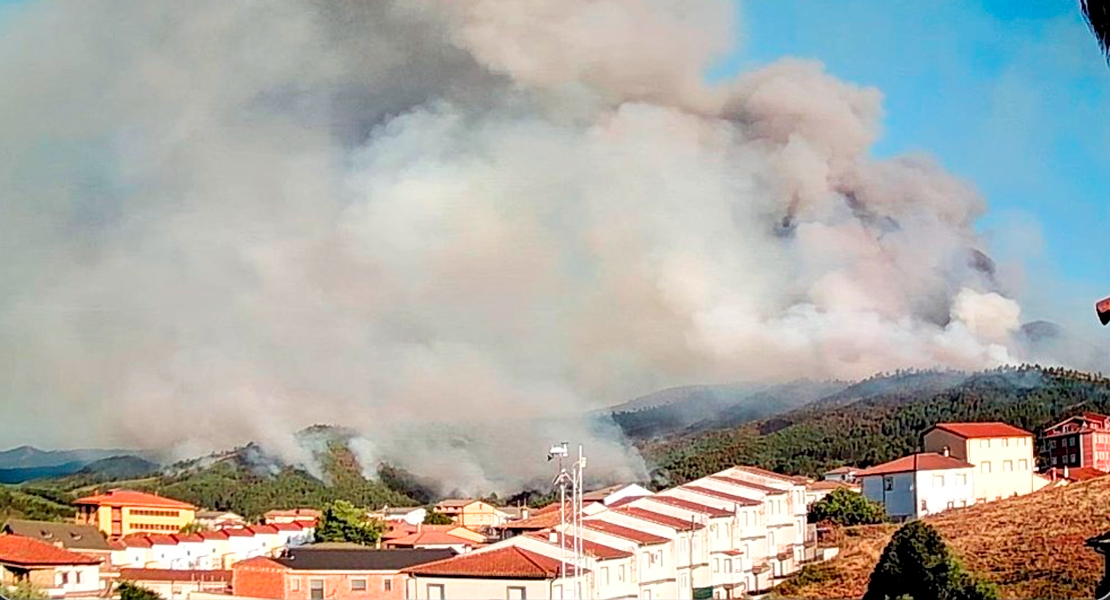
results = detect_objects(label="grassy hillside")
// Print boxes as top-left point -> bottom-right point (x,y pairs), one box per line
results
775,476 -> 1110,599
643,366 -> 1110,485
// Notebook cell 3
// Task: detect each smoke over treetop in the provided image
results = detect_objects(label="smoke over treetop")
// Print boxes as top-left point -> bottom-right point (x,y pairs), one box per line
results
0,0 -> 1036,492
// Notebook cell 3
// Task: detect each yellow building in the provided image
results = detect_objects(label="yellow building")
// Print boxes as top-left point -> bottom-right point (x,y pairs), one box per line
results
74,489 -> 196,538
433,499 -> 506,530
923,422 -> 1043,503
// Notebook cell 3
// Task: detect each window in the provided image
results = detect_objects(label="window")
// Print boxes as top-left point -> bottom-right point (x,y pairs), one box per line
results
981,461 -> 992,474
920,499 -> 928,512
1018,459 -> 1028,470
553,585 -> 563,600
506,586 -> 526,600
427,584 -> 445,600
383,580 -> 392,593
957,474 -> 968,485
1071,453 -> 1078,463
75,572 -> 81,585
618,565 -> 625,582
1071,437 -> 1077,447
644,590 -> 653,600
933,475 -> 945,487
1004,460 -> 1013,472
946,501 -> 955,510
725,558 -> 732,572
986,439 -> 992,448
1051,456 -> 1058,466
960,499 -> 968,507
883,476 -> 894,491
310,579 -> 324,600
1051,440 -> 1057,449
713,558 -> 720,573
60,573 -> 69,585
350,579 -> 366,591
602,566 -> 609,585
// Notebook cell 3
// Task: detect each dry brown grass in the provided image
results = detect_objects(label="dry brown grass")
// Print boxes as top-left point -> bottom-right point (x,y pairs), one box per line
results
779,477 -> 1110,599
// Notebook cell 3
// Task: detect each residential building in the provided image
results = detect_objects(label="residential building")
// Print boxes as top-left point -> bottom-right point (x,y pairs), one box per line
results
0,534 -> 103,598
109,520 -> 315,570
369,507 -> 426,526
1042,413 -> 1110,471
73,490 -> 196,539
1,521 -> 113,568
194,511 -> 245,530
1043,466 -> 1108,483
263,509 -> 321,526
857,453 -> 976,521
232,547 -> 455,600
923,422 -> 1041,502
432,500 -> 505,530
581,484 -> 653,507
381,530 -> 479,553
402,545 -> 588,600
118,568 -> 231,598
804,480 -> 861,508
822,466 -> 859,483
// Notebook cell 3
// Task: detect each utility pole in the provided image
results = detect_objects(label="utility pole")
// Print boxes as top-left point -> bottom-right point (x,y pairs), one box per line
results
549,442 -> 586,599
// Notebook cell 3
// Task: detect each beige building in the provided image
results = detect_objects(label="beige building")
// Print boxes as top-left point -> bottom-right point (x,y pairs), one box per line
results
433,500 -> 506,530
923,422 -> 1044,502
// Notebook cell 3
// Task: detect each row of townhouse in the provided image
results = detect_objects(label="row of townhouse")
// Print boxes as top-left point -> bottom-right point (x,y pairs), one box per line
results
401,465 -> 824,600
113,522 -> 316,570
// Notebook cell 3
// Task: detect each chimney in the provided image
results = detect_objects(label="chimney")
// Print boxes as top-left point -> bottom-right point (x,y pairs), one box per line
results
521,507 -> 530,520
942,446 -> 950,457
1065,465 -> 1070,480
548,531 -> 558,544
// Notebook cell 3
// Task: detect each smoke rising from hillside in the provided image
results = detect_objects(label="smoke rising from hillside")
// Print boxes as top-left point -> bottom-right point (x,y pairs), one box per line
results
0,0 -> 1053,492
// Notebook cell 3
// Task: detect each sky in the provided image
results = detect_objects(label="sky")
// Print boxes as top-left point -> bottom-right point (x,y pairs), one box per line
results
724,0 -> 1110,328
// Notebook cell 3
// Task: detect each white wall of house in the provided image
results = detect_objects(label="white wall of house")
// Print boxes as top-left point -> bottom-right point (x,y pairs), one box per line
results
49,564 -> 101,597
913,468 -> 975,517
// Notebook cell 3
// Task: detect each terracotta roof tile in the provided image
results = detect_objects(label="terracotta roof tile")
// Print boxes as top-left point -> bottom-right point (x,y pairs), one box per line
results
615,507 -> 705,531
581,520 -> 667,545
403,546 -> 581,578
729,466 -> 806,484
856,453 -> 974,477
248,525 -> 279,535
644,496 -> 732,518
198,531 -> 229,541
145,534 -> 178,546
709,475 -> 787,495
173,533 -> 204,543
383,531 -> 477,548
679,486 -> 761,507
1044,467 -> 1108,482
221,528 -> 254,538
499,510 -> 565,531
73,490 -> 195,510
121,534 -> 153,548
0,534 -> 102,566
930,422 -> 1032,439
527,532 -> 632,560
270,523 -> 303,532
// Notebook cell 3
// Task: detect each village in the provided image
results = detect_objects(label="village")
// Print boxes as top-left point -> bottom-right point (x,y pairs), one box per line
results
3,413 -> 1110,600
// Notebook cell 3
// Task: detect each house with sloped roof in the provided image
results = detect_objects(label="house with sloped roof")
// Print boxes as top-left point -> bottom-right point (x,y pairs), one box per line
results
232,547 -> 454,600
1,521 -> 112,568
857,452 -> 976,521
402,545 -> 588,600
0,534 -> 103,598
923,421 -> 1043,502
73,489 -> 196,539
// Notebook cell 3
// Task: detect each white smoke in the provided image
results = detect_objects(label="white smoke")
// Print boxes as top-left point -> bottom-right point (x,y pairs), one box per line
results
0,0 -> 1045,492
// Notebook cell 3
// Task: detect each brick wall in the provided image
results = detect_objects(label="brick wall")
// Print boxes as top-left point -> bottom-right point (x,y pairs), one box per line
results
233,562 -> 287,599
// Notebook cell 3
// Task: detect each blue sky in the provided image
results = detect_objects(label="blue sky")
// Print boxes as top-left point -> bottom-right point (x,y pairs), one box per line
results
723,0 -> 1110,325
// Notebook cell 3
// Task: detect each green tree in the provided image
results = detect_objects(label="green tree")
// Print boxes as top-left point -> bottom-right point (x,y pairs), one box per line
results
6,580 -> 48,600
117,582 -> 162,600
423,509 -> 454,525
864,520 -> 998,600
178,521 -> 205,534
808,488 -> 885,526
314,500 -> 386,546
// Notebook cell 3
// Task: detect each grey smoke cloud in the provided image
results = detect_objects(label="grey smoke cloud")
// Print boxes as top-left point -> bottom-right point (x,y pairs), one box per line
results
0,0 -> 1047,492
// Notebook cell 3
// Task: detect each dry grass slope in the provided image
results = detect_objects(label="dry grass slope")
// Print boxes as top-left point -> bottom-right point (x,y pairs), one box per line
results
778,477 -> 1110,599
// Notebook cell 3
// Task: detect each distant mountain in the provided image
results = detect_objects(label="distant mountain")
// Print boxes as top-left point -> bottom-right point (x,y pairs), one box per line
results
0,461 -> 88,484
642,365 -> 1110,486
609,380 -> 847,440
0,446 -> 144,470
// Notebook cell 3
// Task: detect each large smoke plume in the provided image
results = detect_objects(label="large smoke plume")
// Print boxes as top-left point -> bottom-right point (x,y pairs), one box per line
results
0,0 -> 1049,492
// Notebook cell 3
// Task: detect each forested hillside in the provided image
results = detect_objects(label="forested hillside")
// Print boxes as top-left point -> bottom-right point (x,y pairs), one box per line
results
643,366 -> 1110,486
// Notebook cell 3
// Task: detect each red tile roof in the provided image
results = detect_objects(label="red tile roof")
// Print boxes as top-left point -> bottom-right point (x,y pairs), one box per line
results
615,507 -> 705,531
856,453 -> 974,477
679,486 -> 761,507
271,523 -> 303,532
73,490 -> 195,510
384,531 -> 477,548
403,545 -> 582,578
528,532 -> 632,560
221,528 -> 254,538
824,466 -> 858,475
499,510 -> 565,531
292,519 -> 317,529
145,534 -> 178,546
122,534 -> 153,548
0,535 -> 102,566
1044,466 -> 1108,482
930,422 -> 1032,439
173,533 -> 204,543
231,556 -> 286,570
119,568 -> 231,583
581,520 -> 667,545
709,475 -> 787,495
807,480 -> 860,491
645,496 -> 732,518
729,466 -> 806,484
248,525 -> 279,535
198,531 -> 229,541
263,509 -> 320,519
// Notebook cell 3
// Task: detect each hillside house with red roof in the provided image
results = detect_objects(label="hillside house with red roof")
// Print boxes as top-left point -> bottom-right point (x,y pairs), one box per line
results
923,421 -> 1043,502
857,453 -> 976,521
73,490 -> 196,539
1043,412 -> 1110,472
0,534 -> 103,598
402,545 -> 588,600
